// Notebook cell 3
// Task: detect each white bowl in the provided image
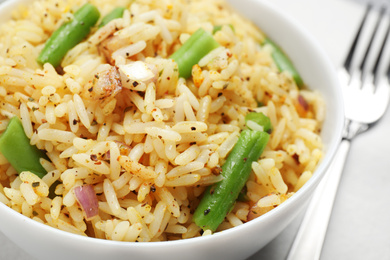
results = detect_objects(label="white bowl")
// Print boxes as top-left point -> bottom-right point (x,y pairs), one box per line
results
0,0 -> 344,259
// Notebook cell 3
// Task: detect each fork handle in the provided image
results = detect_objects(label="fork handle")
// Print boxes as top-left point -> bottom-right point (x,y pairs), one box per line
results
286,139 -> 350,260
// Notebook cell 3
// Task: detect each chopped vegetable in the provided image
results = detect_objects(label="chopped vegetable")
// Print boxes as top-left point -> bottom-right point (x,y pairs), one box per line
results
0,117 -> 47,178
99,7 -> 126,27
85,65 -> 122,100
118,61 -> 158,90
97,35 -> 123,65
263,38 -> 303,88
37,3 -> 100,67
74,184 -> 99,220
245,112 -> 272,133
295,94 -> 310,117
298,94 -> 309,111
193,129 -> 269,231
170,28 -> 220,79
212,24 -> 235,34
48,180 -> 61,199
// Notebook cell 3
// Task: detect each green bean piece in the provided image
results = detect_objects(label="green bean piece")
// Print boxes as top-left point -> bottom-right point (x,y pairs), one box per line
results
237,186 -> 249,202
256,101 -> 264,107
99,7 -> 126,28
212,24 -> 235,34
193,129 -> 269,231
0,117 -> 47,178
245,112 -> 272,133
37,3 -> 100,68
263,38 -> 303,88
170,28 -> 220,79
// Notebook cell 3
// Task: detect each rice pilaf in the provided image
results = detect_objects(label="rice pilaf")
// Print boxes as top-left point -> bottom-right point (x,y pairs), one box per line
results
0,0 -> 325,241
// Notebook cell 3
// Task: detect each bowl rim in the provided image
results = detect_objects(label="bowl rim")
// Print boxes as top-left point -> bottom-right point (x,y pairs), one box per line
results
0,0 -> 344,251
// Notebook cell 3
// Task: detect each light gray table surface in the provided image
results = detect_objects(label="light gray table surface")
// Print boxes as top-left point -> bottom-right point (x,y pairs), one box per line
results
0,0 -> 390,259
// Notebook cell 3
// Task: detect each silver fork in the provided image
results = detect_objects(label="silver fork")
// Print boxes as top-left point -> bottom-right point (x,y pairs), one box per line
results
286,4 -> 390,260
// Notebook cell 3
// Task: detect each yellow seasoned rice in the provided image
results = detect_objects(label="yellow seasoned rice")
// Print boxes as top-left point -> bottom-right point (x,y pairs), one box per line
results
0,0 -> 325,241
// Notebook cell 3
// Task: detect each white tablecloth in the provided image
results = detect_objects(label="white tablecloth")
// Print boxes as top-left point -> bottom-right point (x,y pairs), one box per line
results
1,0 -> 390,259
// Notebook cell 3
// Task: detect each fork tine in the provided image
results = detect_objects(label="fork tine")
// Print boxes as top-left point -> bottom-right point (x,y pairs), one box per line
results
359,6 -> 385,75
372,7 -> 390,85
349,4 -> 390,92
341,3 -> 390,124
343,4 -> 371,73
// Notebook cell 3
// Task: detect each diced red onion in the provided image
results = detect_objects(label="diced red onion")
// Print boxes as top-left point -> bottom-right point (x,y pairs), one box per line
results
74,184 -> 99,221
298,94 -> 309,111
